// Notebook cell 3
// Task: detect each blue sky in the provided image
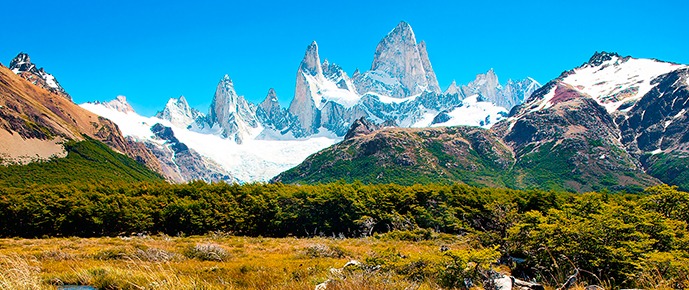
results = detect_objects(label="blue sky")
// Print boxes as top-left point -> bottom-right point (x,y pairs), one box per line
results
2,0 -> 687,116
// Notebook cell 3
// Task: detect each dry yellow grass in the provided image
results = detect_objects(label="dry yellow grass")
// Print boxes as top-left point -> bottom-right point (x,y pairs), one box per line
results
0,235 -> 463,290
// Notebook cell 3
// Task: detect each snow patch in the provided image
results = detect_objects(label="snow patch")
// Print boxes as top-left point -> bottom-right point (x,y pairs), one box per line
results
430,95 -> 508,128
366,92 -> 421,104
303,72 -> 361,109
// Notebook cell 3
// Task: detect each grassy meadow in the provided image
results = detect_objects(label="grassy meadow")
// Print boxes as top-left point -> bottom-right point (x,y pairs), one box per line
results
0,234 -> 484,290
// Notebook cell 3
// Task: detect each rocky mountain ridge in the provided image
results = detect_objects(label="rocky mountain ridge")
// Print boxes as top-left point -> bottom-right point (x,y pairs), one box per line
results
9,52 -> 71,101
151,21 -> 540,144
276,52 -> 689,192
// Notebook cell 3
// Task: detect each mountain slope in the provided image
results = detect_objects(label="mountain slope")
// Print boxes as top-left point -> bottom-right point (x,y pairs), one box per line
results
0,64 -> 162,174
9,52 -> 71,100
0,136 -> 163,187
0,62 -> 164,185
276,52 -> 689,192
274,123 -> 515,186
502,52 -> 689,190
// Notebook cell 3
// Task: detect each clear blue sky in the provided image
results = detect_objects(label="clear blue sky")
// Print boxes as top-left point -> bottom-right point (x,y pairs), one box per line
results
2,0 -> 687,116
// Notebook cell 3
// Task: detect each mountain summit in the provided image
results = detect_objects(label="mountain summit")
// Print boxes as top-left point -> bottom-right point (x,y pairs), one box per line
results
155,96 -> 203,128
9,52 -> 71,100
206,74 -> 261,143
355,21 -> 441,98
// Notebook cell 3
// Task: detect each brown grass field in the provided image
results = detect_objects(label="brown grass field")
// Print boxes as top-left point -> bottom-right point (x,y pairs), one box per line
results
0,234 -> 677,290
0,234 -> 465,290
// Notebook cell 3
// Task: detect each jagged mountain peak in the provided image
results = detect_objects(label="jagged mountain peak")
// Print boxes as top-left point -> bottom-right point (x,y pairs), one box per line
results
357,21 -> 440,98
300,41 -> 322,76
106,95 -> 135,114
588,51 -> 623,66
371,21 -> 419,72
444,80 -> 461,95
208,73 -> 260,143
9,52 -> 33,73
221,74 -> 234,85
168,95 -> 189,107
155,95 -> 202,128
467,69 -> 500,89
387,20 -> 415,42
8,52 -> 70,100
261,88 -> 280,110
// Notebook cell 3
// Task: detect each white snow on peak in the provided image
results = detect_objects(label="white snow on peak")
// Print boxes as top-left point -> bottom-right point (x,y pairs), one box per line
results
430,95 -> 508,128
366,92 -> 421,104
80,101 -> 340,183
303,71 -> 361,109
160,96 -> 200,128
562,56 -> 684,112
37,70 -> 59,89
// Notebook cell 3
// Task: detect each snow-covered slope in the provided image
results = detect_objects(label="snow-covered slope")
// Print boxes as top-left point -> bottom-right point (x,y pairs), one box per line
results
524,52 -> 686,114
81,99 -> 339,183
429,95 -> 508,128
561,53 -> 684,112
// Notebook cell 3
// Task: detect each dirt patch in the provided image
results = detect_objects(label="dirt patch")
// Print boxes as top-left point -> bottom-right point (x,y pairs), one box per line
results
0,129 -> 66,165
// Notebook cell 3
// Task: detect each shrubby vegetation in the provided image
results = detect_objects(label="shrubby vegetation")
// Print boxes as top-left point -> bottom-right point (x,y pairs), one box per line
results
0,181 -> 687,287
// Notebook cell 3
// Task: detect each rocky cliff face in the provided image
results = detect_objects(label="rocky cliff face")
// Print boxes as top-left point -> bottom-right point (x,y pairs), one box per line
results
354,21 -> 441,98
256,88 -> 306,139
288,41 -> 324,135
287,41 -> 364,136
206,75 -> 261,143
9,53 -> 71,101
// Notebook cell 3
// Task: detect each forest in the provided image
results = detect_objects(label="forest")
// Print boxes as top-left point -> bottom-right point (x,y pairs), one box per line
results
0,181 -> 687,288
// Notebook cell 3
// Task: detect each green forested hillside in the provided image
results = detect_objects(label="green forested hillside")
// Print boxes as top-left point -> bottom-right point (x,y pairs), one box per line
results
0,136 -> 163,187
274,127 -> 658,192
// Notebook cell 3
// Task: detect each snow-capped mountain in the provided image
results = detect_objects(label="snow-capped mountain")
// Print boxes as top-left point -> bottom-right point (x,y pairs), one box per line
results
461,69 -> 541,111
91,95 -> 136,114
155,96 -> 203,129
255,88 -> 305,139
200,74 -> 263,143
288,41 -> 363,136
487,51 -> 689,190
516,52 -> 685,116
80,97 -> 339,183
9,52 -> 71,100
79,21 -> 540,183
